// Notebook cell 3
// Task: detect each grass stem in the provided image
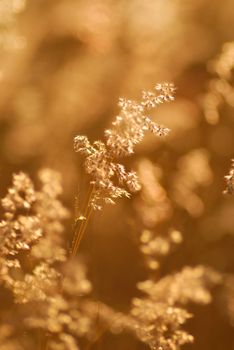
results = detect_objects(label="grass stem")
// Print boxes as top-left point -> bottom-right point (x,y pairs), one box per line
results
70,184 -> 94,256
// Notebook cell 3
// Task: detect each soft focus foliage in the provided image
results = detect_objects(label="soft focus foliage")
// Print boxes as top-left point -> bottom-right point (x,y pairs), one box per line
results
0,1 -> 234,350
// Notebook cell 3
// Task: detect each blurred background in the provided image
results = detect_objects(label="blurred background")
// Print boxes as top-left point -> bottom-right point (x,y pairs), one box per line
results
0,0 -> 234,349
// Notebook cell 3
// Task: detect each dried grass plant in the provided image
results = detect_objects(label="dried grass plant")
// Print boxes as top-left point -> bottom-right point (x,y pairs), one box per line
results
0,1 -> 234,350
0,84 -> 222,350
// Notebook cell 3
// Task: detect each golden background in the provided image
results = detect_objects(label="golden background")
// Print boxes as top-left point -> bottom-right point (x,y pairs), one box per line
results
0,1 -> 234,349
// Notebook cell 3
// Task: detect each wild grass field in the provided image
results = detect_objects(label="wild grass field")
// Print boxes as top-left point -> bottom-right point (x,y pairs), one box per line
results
0,1 -> 234,350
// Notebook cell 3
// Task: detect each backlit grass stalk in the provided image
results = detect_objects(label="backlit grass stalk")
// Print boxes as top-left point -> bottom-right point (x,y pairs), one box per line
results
70,185 -> 95,256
